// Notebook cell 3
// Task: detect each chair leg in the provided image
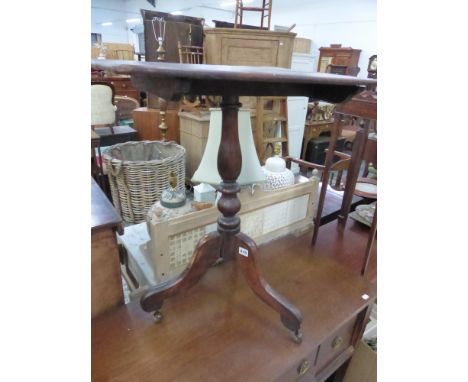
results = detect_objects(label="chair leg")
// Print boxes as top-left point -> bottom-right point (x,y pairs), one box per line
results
311,116 -> 342,245
339,120 -> 369,225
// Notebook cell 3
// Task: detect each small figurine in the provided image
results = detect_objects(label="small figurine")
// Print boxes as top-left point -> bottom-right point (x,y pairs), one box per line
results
261,143 -> 295,191
160,172 -> 187,208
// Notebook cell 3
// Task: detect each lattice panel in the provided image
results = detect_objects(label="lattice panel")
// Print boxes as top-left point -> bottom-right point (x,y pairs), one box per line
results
169,227 -> 206,268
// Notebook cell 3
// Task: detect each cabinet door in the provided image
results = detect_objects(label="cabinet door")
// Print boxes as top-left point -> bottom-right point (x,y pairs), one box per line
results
334,53 -> 352,66
221,38 -> 279,66
318,56 -> 333,72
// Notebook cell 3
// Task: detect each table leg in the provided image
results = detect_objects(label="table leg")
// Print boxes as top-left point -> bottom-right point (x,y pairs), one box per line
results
237,233 -> 303,343
141,95 -> 303,342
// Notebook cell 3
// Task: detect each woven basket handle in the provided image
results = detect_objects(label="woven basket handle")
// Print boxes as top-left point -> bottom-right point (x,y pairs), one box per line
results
108,159 -> 123,176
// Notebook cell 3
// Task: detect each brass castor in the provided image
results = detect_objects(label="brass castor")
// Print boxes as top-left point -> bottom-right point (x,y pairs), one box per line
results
213,257 -> 224,267
292,330 -> 303,344
153,310 -> 163,323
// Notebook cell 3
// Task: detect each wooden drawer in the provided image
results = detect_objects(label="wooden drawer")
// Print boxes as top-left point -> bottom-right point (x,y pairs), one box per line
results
315,316 -> 357,372
275,352 -> 317,382
106,78 -> 139,100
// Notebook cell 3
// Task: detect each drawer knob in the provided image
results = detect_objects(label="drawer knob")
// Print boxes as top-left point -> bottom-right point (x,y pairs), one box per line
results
332,336 -> 343,349
297,359 -> 311,376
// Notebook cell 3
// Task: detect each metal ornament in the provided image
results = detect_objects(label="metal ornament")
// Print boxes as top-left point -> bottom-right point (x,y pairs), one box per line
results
152,17 -> 166,61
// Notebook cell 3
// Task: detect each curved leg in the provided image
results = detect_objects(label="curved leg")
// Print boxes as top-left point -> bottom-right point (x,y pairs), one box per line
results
236,232 -> 304,343
140,232 -> 222,318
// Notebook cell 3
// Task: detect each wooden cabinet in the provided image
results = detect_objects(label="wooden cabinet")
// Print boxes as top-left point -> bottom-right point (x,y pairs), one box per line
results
204,28 -> 295,68
178,111 -> 210,182
92,221 -> 376,381
91,178 -> 124,318
317,44 -> 361,73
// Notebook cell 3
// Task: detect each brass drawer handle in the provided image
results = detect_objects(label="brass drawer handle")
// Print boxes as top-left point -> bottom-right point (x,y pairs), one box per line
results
332,336 -> 343,350
297,359 -> 311,376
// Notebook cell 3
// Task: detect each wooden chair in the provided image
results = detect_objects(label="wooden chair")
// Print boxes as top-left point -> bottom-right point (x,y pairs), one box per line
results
114,96 -> 140,121
333,92 -> 377,225
284,153 -> 349,241
91,82 -> 117,132
285,151 -> 351,191
91,82 -> 138,146
235,0 -> 273,30
177,41 -> 207,114
177,41 -> 204,64
285,131 -> 376,212
103,43 -> 135,60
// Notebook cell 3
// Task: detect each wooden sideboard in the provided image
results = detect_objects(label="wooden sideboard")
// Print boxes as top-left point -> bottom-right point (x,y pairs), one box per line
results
92,222 -> 376,381
317,45 -> 361,73
91,178 -> 124,318
91,75 -> 140,101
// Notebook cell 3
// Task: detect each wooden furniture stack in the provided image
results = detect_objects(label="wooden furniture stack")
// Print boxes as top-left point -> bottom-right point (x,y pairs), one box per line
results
317,44 -> 361,74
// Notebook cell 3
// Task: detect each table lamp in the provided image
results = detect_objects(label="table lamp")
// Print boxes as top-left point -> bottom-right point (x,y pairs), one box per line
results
192,108 -> 266,186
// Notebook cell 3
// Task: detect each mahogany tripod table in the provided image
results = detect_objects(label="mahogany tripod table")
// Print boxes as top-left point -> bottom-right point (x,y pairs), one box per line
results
91,60 -> 376,343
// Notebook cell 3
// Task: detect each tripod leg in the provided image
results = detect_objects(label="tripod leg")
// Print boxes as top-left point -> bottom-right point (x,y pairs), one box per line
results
236,232 -> 303,343
140,232 -> 222,320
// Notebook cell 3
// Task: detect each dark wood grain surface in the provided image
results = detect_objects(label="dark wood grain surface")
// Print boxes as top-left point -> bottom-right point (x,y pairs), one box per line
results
91,177 -> 121,232
90,60 -> 376,102
92,221 -> 376,381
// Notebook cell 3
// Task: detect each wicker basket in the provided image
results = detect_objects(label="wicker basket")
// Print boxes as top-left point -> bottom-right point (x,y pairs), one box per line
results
104,141 -> 186,223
